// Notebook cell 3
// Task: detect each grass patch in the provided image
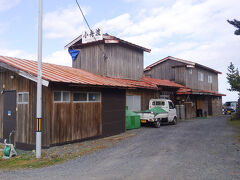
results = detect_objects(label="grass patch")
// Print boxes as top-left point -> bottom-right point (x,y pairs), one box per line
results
0,154 -> 64,170
228,119 -> 240,128
0,131 -> 136,170
228,119 -> 240,142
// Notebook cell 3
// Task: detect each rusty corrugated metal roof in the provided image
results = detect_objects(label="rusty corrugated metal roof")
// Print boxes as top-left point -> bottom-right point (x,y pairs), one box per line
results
142,77 -> 184,88
176,87 -> 226,96
0,55 -> 189,90
0,55 -> 135,88
105,77 -> 157,89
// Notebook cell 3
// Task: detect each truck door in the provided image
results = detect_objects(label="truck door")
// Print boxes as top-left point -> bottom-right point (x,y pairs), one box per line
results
168,101 -> 175,121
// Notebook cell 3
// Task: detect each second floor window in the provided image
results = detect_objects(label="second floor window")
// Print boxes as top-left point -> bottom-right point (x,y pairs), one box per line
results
198,72 -> 204,81
208,75 -> 213,83
189,69 -> 193,74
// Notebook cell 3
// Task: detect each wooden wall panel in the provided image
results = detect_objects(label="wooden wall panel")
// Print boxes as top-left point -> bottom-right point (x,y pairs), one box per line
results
73,43 -> 144,80
50,97 -> 102,145
144,59 -> 219,91
0,69 -> 50,147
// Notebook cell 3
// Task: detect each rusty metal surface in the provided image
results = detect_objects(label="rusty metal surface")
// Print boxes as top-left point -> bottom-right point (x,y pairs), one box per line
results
0,55 -> 134,88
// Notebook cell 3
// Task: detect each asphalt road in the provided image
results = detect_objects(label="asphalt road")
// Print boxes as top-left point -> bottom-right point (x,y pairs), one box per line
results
1,115 -> 240,180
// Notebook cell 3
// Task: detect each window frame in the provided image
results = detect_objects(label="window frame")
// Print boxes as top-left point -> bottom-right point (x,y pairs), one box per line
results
88,92 -> 101,102
198,71 -> 204,81
72,92 -> 101,103
189,69 -> 193,75
73,91 -> 88,103
208,75 -> 213,83
17,92 -> 29,104
54,91 -> 70,103
169,101 -> 174,109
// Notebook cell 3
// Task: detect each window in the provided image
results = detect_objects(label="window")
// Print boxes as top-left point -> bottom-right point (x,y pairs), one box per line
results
54,91 -> 70,102
198,72 -> 204,81
189,69 -> 193,74
89,92 -> 100,102
63,92 -> 70,102
156,101 -> 165,106
169,102 -> 174,109
208,75 -> 212,83
73,92 -> 101,102
17,92 -> 29,104
73,92 -> 87,102
54,92 -> 61,101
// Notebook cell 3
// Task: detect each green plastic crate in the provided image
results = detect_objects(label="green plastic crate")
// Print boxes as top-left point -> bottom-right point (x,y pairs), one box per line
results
126,106 -> 140,130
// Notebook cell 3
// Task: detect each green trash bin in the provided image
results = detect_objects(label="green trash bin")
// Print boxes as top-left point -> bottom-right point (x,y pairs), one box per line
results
126,106 -> 140,130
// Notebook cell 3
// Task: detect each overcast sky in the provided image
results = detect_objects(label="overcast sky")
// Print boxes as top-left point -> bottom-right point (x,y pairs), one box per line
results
0,0 -> 239,102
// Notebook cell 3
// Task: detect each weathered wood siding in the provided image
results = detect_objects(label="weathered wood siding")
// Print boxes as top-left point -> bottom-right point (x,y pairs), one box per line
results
50,101 -> 102,145
144,60 -> 183,81
73,43 -> 144,80
0,69 -> 104,148
49,85 -> 102,145
0,69 -> 49,146
184,102 -> 196,119
72,44 -> 106,76
144,59 -> 219,91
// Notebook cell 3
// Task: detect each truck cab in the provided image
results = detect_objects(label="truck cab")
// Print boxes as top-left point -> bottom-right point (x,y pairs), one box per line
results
137,99 -> 177,128
223,101 -> 237,114
149,99 -> 176,122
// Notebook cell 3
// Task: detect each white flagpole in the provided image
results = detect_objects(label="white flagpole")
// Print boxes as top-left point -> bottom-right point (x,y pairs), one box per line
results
36,0 -> 43,158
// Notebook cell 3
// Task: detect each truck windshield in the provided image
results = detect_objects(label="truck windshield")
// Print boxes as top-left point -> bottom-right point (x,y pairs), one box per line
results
152,101 -> 165,106
225,102 -> 236,107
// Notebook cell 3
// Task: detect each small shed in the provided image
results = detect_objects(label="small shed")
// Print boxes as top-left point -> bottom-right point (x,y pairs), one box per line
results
0,56 -> 134,149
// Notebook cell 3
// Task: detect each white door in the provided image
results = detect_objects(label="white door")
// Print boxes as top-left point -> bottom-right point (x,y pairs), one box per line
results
126,95 -> 141,112
168,101 -> 175,121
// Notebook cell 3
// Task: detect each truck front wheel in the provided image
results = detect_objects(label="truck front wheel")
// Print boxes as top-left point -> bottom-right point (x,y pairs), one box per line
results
172,117 -> 177,125
154,119 -> 161,128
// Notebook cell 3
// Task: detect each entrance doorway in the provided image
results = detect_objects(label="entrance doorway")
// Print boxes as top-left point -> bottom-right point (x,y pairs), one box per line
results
3,90 -> 16,144
196,98 -> 203,117
208,98 -> 213,116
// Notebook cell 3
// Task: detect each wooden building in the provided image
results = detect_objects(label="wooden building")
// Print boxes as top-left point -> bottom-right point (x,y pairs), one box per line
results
109,77 -> 183,112
0,56 -> 139,149
65,34 -> 151,80
66,34 -> 184,112
0,55 -> 183,149
144,56 -> 225,118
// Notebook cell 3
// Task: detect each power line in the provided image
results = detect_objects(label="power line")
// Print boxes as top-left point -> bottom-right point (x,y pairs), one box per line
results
75,0 -> 108,60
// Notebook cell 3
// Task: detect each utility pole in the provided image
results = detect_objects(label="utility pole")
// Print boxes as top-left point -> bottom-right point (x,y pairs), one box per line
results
36,0 -> 43,158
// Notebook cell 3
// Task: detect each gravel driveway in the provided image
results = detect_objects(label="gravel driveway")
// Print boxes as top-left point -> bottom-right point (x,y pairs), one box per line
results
1,115 -> 240,180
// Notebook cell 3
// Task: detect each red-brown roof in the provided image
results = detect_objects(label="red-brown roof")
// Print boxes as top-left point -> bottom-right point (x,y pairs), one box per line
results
142,77 -> 184,88
0,55 -> 187,90
177,87 -> 226,96
0,55 -> 135,88
145,56 -> 221,74
106,77 -> 157,89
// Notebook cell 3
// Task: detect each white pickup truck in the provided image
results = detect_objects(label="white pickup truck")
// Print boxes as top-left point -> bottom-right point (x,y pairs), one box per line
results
137,99 -> 177,128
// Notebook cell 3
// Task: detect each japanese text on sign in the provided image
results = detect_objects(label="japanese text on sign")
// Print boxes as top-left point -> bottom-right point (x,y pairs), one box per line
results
82,28 -> 103,44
